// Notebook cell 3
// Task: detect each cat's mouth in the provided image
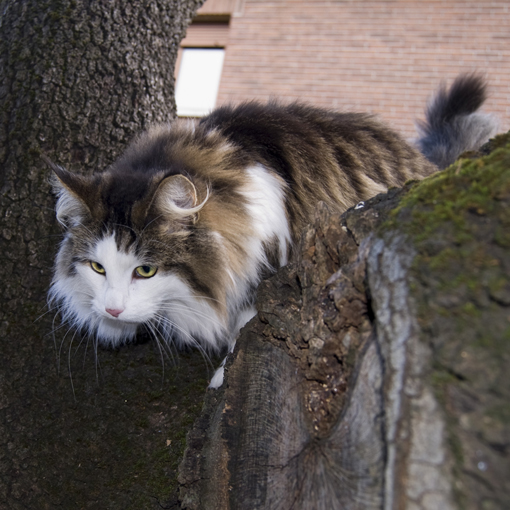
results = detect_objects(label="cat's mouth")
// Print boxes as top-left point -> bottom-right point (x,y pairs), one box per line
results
100,314 -> 141,326
94,314 -> 139,344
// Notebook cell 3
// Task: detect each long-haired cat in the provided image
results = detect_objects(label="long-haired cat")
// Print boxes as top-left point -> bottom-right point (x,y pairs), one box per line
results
46,74 -> 497,387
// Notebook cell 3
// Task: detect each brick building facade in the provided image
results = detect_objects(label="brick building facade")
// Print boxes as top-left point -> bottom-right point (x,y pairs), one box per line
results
178,0 -> 509,139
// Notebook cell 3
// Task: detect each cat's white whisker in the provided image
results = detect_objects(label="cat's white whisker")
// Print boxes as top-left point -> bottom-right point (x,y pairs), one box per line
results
46,317 -> 77,339
71,219 -> 95,237
142,322 -> 168,379
145,320 -> 177,363
159,303 -> 227,331
152,313 -> 198,345
90,332 -> 102,384
161,294 -> 225,306
55,320 -> 81,384
110,222 -> 136,235
140,213 -> 165,235
152,314 -> 214,371
71,290 -> 95,299
51,312 -> 60,370
81,331 -> 92,369
35,303 -> 62,323
67,327 -> 82,402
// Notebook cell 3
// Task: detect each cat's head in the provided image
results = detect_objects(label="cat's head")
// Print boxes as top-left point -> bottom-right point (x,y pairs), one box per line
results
46,146 -> 231,352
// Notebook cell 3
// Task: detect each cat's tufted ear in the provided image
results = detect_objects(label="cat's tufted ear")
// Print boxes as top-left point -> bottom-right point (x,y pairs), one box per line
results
43,155 -> 98,228
153,174 -> 208,223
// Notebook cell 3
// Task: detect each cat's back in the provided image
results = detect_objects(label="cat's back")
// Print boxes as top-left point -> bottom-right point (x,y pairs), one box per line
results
199,101 -> 386,160
200,101 -> 435,186
198,101 -> 436,225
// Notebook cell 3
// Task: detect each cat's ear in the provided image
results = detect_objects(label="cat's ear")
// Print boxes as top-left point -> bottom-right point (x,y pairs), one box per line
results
43,155 -> 97,228
153,174 -> 208,222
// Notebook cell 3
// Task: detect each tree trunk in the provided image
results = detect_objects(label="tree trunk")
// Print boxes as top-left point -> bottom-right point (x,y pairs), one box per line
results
179,134 -> 510,510
0,1 -> 208,508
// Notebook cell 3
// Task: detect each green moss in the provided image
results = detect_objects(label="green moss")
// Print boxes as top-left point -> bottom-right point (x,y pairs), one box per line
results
430,366 -> 466,503
377,133 -> 510,507
430,369 -> 459,389
386,135 -> 510,238
460,301 -> 480,317
381,133 -> 510,311
481,131 -> 510,153
486,402 -> 510,424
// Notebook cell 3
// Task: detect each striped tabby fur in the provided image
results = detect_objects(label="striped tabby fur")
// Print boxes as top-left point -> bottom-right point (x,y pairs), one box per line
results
47,74 -> 495,386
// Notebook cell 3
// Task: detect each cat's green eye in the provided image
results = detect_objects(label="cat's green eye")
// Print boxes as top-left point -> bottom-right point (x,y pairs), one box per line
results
135,265 -> 158,278
90,261 -> 106,275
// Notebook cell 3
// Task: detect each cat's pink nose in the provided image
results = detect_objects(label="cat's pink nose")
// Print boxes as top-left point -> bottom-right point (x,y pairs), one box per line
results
106,308 -> 124,318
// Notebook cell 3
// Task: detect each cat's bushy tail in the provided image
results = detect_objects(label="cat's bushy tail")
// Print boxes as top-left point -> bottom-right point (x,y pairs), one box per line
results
416,73 -> 498,169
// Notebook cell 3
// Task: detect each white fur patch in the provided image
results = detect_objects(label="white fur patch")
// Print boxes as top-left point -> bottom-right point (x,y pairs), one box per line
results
241,164 -> 292,267
214,164 -> 291,338
207,165 -> 290,349
209,361 -> 226,389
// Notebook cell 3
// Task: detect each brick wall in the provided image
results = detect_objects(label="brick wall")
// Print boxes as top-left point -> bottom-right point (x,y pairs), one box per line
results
213,0 -> 509,139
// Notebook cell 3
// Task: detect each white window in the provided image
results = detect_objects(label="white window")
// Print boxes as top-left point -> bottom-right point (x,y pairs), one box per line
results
175,48 -> 225,117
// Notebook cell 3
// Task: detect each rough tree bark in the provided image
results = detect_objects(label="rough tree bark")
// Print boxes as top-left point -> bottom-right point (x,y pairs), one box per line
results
0,1 -> 208,508
179,135 -> 510,510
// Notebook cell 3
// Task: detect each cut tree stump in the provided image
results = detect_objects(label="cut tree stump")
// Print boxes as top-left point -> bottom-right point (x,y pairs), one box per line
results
179,134 -> 510,510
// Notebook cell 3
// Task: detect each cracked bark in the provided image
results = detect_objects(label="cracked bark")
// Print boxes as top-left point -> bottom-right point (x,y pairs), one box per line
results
0,1 -> 208,508
179,136 -> 510,510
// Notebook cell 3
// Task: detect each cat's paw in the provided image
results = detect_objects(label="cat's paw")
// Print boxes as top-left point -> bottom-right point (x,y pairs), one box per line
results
208,365 -> 224,389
